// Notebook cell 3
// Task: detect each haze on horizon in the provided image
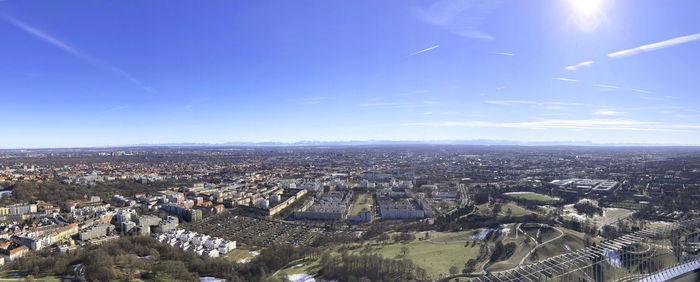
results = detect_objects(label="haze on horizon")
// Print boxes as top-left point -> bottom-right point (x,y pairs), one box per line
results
2,0 -> 700,148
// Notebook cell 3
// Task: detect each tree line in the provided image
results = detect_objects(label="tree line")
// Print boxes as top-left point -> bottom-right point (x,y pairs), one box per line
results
317,252 -> 427,281
0,180 -> 171,205
11,235 -> 320,281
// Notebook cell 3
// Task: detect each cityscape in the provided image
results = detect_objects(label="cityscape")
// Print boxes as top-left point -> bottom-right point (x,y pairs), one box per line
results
2,0 -> 700,281
0,146 -> 697,281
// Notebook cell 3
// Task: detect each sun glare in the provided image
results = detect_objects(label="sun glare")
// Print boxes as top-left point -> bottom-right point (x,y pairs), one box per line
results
570,0 -> 604,32
570,0 -> 603,15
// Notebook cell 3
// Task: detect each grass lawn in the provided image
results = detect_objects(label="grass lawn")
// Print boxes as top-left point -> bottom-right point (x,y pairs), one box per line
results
224,248 -> 259,263
354,236 -> 481,278
485,235 -> 535,272
475,202 -> 536,217
503,192 -> 559,203
426,231 -> 475,243
0,275 -> 62,282
529,233 -> 583,261
522,226 -> 559,243
524,227 -> 591,264
276,260 -> 321,278
500,202 -> 534,217
350,193 -> 374,216
488,226 -> 591,269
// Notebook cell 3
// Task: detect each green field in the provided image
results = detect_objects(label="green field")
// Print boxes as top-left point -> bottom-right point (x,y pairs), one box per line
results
524,230 -> 587,264
500,202 -> 534,217
350,193 -> 374,216
503,192 -> 559,202
474,201 -> 536,218
485,226 -> 591,271
0,272 -> 61,282
354,233 -> 481,278
522,226 -> 560,243
485,235 -> 534,272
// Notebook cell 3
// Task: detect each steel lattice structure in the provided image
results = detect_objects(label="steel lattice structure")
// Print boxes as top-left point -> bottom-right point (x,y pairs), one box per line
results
468,218 -> 700,282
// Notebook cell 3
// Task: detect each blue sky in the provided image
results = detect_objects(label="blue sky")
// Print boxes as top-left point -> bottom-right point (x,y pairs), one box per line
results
1,0 -> 700,148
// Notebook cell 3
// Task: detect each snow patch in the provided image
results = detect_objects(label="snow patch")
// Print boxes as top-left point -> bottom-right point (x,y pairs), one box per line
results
288,273 -> 315,282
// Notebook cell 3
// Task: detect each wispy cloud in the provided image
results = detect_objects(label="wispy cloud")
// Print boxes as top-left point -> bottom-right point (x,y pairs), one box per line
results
412,0 -> 498,40
553,77 -> 579,82
486,100 -> 537,105
593,83 -> 652,94
399,90 -> 430,96
356,101 -> 432,109
408,45 -> 440,57
565,61 -> 594,71
485,100 -> 591,107
185,97 -> 209,109
406,119 -> 699,132
632,104 -> 700,115
628,88 -> 651,94
593,109 -> 625,116
298,101 -> 321,105
292,97 -> 326,105
607,33 -> 700,58
496,86 -> 506,90
495,52 -> 515,56
424,111 -> 458,115
5,17 -> 153,92
357,102 -> 409,107
295,97 -> 326,101
102,106 -> 129,114
592,83 -> 621,89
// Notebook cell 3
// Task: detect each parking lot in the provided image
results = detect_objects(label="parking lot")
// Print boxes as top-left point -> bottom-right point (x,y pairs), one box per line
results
183,211 -> 323,246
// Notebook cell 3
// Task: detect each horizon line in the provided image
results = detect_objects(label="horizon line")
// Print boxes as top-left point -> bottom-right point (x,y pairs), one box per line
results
2,139 -> 700,150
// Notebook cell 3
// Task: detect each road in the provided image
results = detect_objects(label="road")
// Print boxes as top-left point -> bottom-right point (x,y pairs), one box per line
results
517,225 -> 564,265
439,225 -> 565,282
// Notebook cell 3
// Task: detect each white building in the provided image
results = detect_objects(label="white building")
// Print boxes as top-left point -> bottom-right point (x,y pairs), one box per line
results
218,240 -> 236,254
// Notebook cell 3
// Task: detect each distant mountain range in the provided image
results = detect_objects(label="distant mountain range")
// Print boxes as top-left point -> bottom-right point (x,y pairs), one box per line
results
3,140 -> 698,150
127,139 -> 698,147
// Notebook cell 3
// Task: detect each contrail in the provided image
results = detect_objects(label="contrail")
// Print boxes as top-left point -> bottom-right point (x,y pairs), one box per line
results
608,33 -> 700,58
408,45 -> 440,57
4,16 -> 153,92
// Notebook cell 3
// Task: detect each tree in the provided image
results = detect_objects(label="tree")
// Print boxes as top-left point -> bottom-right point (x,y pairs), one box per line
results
493,204 -> 502,215
475,192 -> 489,205
377,232 -> 390,243
85,249 -> 116,282
85,266 -> 116,282
152,260 -> 197,281
450,265 -> 459,275
490,240 -> 504,262
115,254 -> 146,280
503,242 -> 517,259
400,246 -> 410,257
464,259 -> 478,273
